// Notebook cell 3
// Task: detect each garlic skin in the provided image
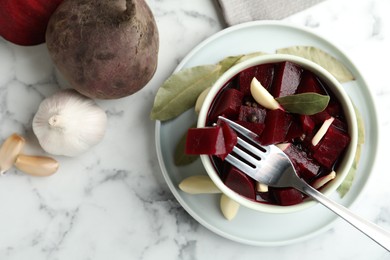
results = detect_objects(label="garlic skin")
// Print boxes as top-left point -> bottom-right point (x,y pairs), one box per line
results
32,89 -> 107,157
0,133 -> 25,174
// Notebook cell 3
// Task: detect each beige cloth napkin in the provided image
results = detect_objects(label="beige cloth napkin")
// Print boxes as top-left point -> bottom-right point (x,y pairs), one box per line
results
217,0 -> 324,26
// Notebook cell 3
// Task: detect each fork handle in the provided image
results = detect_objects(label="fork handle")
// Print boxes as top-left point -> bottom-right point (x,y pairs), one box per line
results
302,185 -> 390,252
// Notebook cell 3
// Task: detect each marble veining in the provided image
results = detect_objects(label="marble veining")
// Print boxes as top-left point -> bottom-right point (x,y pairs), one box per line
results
0,0 -> 389,259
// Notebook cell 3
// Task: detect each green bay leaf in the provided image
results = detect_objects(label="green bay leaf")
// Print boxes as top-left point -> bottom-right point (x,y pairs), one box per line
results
218,52 -> 268,75
337,104 -> 365,197
235,51 -> 268,64
174,124 -> 199,166
217,54 -> 245,74
276,93 -> 330,115
150,64 -> 221,121
276,46 -> 355,83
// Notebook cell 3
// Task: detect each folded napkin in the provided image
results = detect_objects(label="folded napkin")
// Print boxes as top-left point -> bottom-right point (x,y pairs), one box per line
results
217,0 -> 324,26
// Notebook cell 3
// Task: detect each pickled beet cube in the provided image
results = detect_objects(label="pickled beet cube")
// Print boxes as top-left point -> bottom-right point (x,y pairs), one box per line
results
209,89 -> 243,121
300,115 -> 315,133
238,105 -> 267,123
224,166 -> 256,200
282,143 -> 320,182
271,187 -> 303,206
310,110 -> 332,125
217,121 -> 238,160
239,64 -> 274,95
326,100 -> 342,117
272,61 -> 302,97
285,117 -> 305,141
260,109 -> 293,145
238,67 -> 256,96
313,124 -> 350,169
235,121 -> 265,136
297,70 -> 325,94
332,118 -> 348,132
185,127 -> 226,155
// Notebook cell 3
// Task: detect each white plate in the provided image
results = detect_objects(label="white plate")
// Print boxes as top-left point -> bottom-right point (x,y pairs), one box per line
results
155,21 -> 379,246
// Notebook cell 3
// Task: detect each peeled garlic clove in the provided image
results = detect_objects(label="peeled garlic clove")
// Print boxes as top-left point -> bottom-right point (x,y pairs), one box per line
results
0,133 -> 25,174
32,89 -> 107,157
14,154 -> 59,177
178,175 -> 221,194
195,87 -> 211,114
250,77 -> 282,110
220,194 -> 240,221
256,182 -> 268,193
312,170 -> 336,190
312,117 -> 335,146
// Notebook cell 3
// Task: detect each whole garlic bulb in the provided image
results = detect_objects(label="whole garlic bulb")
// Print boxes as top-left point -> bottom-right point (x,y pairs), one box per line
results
33,89 -> 107,157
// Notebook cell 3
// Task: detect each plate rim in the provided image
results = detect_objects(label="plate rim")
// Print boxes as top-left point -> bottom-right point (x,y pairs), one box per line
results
154,20 -> 380,246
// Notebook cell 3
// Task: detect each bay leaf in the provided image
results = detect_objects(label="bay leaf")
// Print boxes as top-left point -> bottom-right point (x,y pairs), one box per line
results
275,93 -> 330,115
276,46 -> 355,83
354,104 -> 365,144
337,104 -> 365,197
150,64 -> 221,121
234,51 -> 268,64
217,51 -> 268,75
217,54 -> 245,74
174,125 -> 199,166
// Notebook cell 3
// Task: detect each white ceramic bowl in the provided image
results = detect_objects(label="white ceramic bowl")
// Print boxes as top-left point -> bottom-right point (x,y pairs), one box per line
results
198,54 -> 358,213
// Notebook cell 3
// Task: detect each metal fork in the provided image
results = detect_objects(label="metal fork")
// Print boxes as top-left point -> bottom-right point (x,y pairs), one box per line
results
218,116 -> 390,251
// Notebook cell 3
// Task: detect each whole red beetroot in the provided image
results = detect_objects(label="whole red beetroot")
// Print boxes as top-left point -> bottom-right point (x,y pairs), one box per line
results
0,0 -> 63,46
46,0 -> 159,99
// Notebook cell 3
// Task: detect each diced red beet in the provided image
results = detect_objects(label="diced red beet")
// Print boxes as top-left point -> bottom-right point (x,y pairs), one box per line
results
310,110 -> 332,125
270,187 -> 303,206
224,166 -> 256,200
281,143 -> 320,182
272,62 -> 302,98
300,115 -> 316,133
332,118 -> 348,132
185,127 -> 226,155
235,120 -> 265,136
313,124 -> 350,169
260,109 -> 293,145
209,88 -> 244,121
285,117 -> 305,141
217,121 -> 238,160
255,64 -> 275,90
297,70 -> 325,94
238,67 -> 256,96
326,100 -> 342,117
238,105 -> 267,123
239,64 -> 274,95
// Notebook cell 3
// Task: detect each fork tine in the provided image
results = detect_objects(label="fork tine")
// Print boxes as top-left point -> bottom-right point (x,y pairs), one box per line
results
219,116 -> 269,151
225,154 -> 256,177
236,137 -> 268,160
218,116 -> 259,141
232,144 -> 259,166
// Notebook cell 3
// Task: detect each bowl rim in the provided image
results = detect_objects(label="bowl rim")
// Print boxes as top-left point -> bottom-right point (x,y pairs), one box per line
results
198,53 -> 358,214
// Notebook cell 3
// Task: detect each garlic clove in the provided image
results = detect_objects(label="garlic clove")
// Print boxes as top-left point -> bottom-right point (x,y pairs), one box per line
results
32,89 -> 107,157
0,133 -> 25,175
178,175 -> 221,194
14,154 -> 59,177
311,116 -> 335,146
312,170 -> 336,190
195,87 -> 211,114
256,182 -> 269,193
220,194 -> 240,221
250,77 -> 282,110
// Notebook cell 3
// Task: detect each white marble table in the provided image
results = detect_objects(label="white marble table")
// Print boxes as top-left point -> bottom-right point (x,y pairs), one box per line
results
0,0 -> 389,259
